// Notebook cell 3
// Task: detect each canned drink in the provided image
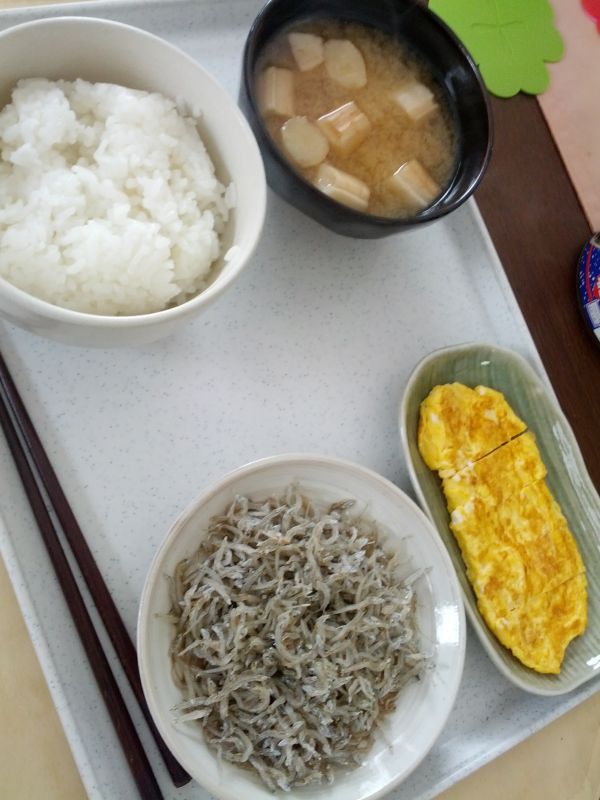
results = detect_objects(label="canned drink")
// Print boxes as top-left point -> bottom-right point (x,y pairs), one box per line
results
577,232 -> 600,349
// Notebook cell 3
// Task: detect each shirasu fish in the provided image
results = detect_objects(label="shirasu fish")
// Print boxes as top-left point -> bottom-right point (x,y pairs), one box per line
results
168,485 -> 428,792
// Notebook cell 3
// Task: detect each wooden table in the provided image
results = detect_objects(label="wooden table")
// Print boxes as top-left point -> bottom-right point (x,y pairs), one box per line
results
0,1 -> 599,798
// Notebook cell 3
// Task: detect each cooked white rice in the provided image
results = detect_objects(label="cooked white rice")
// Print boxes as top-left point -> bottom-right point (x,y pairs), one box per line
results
0,78 -> 232,315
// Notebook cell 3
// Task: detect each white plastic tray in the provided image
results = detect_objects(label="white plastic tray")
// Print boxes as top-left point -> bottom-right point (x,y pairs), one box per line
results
0,2 -> 598,799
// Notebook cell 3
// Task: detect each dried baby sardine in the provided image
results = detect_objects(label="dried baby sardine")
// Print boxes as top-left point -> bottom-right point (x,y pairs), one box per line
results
169,485 -> 427,791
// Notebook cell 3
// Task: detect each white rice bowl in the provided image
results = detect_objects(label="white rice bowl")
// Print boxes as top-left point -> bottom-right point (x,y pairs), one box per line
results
0,78 -> 233,316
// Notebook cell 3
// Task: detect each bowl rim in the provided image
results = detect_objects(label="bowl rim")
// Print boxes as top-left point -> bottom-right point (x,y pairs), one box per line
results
242,0 -> 493,229
0,15 -> 266,328
137,451 -> 467,800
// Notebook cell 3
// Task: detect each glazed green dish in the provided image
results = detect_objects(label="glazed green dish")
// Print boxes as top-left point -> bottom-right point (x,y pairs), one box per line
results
399,343 -> 600,695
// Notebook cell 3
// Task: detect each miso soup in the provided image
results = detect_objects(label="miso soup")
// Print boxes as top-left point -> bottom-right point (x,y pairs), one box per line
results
256,20 -> 457,218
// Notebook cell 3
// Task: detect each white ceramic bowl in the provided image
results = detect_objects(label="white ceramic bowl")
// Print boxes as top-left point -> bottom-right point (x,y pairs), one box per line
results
0,17 -> 266,347
138,454 -> 466,800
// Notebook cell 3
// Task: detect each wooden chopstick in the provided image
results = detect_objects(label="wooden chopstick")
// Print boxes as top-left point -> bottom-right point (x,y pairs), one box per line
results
0,351 -> 190,788
0,384 -> 164,800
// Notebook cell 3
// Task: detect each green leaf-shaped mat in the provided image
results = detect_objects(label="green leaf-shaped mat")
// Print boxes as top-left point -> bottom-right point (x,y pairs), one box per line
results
429,0 -> 564,97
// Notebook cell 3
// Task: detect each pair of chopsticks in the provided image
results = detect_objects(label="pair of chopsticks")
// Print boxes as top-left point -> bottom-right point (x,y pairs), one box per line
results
0,350 -> 191,798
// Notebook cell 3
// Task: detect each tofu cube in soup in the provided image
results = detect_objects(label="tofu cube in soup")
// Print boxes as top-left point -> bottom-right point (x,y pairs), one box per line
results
281,117 -> 329,167
258,66 -> 294,117
386,159 -> 440,211
324,39 -> 367,89
315,163 -> 370,211
317,101 -> 371,156
393,81 -> 437,121
288,32 -> 324,71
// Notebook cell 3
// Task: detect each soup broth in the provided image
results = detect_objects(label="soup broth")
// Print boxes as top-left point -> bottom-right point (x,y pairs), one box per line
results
256,20 -> 457,218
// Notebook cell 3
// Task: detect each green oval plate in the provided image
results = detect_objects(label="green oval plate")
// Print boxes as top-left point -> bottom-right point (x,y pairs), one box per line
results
399,342 -> 600,695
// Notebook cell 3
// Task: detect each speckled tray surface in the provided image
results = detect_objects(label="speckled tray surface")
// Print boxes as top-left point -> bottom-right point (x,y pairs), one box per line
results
0,2 -> 598,800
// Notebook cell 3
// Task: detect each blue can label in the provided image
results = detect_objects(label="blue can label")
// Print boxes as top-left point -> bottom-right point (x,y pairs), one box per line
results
577,233 -> 600,345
